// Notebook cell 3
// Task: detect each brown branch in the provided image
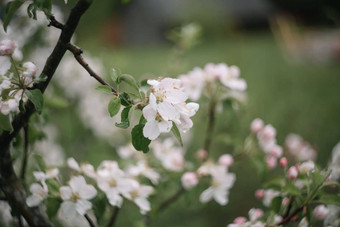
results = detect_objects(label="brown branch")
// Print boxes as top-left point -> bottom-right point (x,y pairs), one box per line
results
0,0 -> 92,226
66,43 -> 119,95
20,124 -> 29,184
48,16 -> 64,30
276,205 -> 304,225
106,207 -> 120,227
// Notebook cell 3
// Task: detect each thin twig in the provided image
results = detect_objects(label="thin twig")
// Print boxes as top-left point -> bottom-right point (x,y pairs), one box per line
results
84,214 -> 96,227
203,98 -> 216,157
48,16 -> 64,30
106,207 -> 120,227
157,187 -> 185,213
20,124 -> 29,184
276,206 -> 304,226
17,214 -> 23,227
66,43 -> 118,95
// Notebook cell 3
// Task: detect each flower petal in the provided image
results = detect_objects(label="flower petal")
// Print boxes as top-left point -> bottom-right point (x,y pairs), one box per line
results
143,120 -> 160,140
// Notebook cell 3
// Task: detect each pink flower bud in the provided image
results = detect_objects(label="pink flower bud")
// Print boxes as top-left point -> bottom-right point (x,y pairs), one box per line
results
287,166 -> 298,179
266,156 -> 277,170
22,62 -> 37,78
313,205 -> 329,220
282,197 -> 289,206
255,189 -> 264,199
279,157 -> 288,168
181,172 -> 198,190
261,124 -> 276,140
248,208 -> 263,221
233,216 -> 247,224
218,154 -> 233,167
269,145 -> 283,158
196,149 -> 207,159
0,40 -> 16,56
250,118 -> 264,133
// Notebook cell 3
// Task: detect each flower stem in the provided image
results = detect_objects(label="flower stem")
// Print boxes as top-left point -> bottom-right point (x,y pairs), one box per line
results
106,207 -> 120,227
203,98 -> 217,157
84,214 -> 96,227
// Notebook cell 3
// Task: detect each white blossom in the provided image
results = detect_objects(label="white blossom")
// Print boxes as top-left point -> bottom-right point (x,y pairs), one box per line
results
199,165 -> 235,205
26,182 -> 48,207
125,160 -> 160,185
67,158 -> 96,179
181,172 -> 198,190
0,40 -> 16,56
59,176 -> 97,219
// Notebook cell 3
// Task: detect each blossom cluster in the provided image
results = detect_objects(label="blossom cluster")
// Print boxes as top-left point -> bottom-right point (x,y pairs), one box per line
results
179,63 -> 247,102
142,78 -> 199,140
0,39 -> 40,116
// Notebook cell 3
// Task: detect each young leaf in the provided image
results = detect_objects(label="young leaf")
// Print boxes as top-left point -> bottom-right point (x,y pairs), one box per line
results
318,194 -> 340,206
270,196 -> 282,213
120,74 -> 139,91
283,184 -> 301,196
3,0 -> 25,31
46,197 -> 61,219
25,89 -> 44,114
171,122 -> 183,146
115,106 -> 131,128
131,124 -> 151,153
96,85 -> 113,94
120,92 -> 131,106
0,113 -> 13,132
108,96 -> 121,117
111,68 -> 120,84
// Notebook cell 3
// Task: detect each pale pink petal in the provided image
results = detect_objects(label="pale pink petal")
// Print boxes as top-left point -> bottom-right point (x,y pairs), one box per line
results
199,187 -> 214,203
143,120 -> 160,140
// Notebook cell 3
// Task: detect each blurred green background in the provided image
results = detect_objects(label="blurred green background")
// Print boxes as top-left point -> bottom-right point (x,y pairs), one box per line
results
43,0 -> 340,226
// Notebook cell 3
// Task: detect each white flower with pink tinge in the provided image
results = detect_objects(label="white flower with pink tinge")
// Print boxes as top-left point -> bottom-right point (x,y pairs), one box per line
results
151,139 -> 185,172
126,160 -> 160,185
142,78 -> 199,140
0,40 -> 16,56
0,98 -> 18,115
181,172 -> 198,190
124,180 -> 154,214
179,67 -> 205,101
67,157 -> 96,179
96,161 -> 133,207
26,182 -> 48,207
59,176 -> 97,219
200,165 -> 235,205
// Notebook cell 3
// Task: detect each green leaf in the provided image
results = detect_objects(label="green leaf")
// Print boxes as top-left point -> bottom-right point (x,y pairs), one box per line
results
171,122 -> 183,146
263,178 -> 283,191
111,68 -> 120,84
93,193 -> 107,223
96,85 -> 113,94
34,154 -> 46,171
0,113 -> 13,132
25,89 -> 44,114
46,197 -> 61,219
120,92 -> 131,106
283,184 -> 301,196
120,74 -> 139,91
115,106 -> 131,128
311,168 -> 324,187
131,124 -> 151,153
270,196 -> 282,213
3,0 -> 25,31
318,194 -> 340,206
108,97 -> 121,117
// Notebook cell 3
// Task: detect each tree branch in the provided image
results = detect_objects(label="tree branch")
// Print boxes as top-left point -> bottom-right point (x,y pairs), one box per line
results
0,0 -> 92,226
20,124 -> 29,184
156,187 -> 185,213
66,43 -> 118,95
